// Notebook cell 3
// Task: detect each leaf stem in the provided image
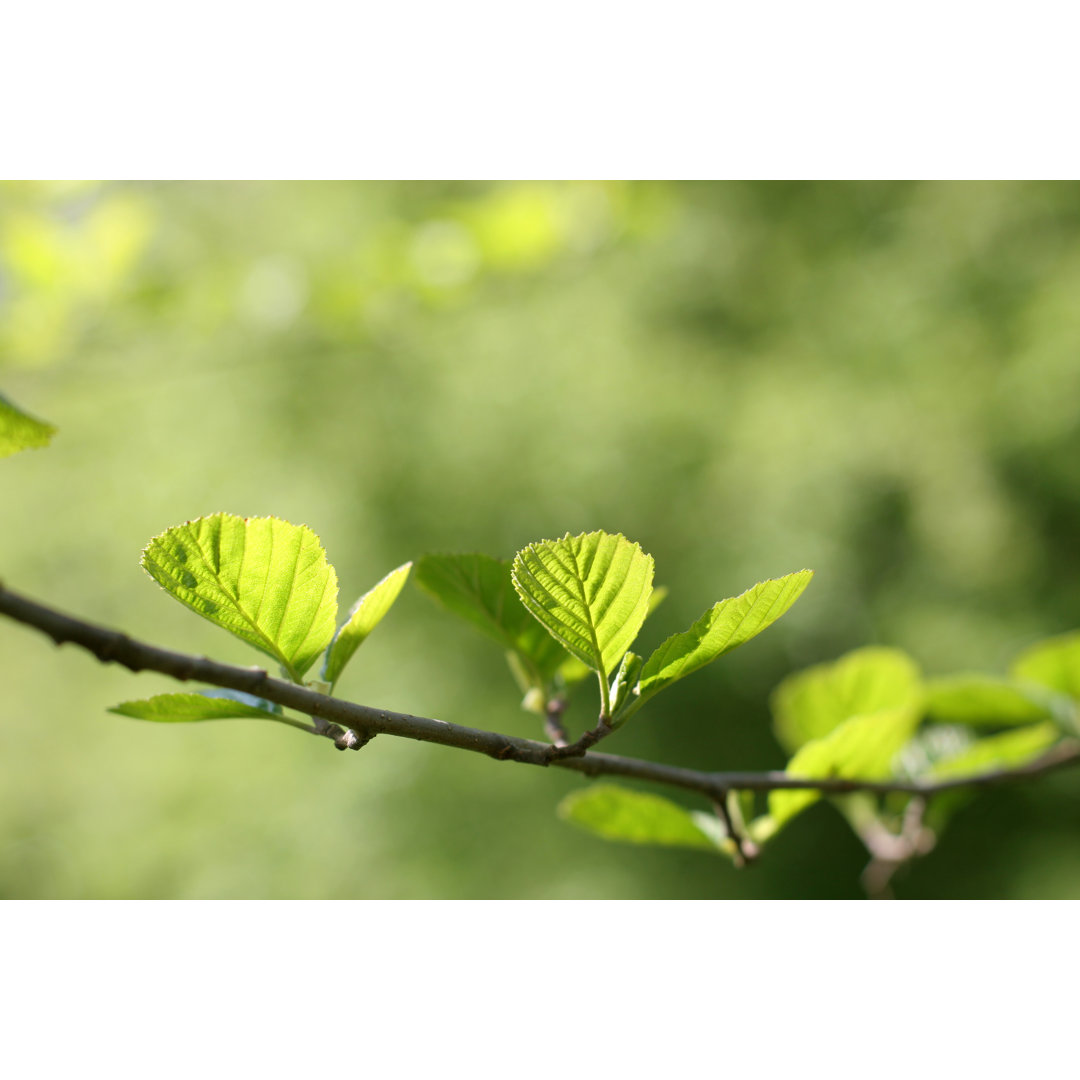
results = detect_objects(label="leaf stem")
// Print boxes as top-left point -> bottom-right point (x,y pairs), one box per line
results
597,670 -> 611,722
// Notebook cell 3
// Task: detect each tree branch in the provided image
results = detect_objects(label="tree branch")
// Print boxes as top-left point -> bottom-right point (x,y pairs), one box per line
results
2,582 -> 1079,806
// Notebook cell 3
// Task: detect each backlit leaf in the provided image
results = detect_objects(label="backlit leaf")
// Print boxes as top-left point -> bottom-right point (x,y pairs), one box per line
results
635,570 -> 812,708
1012,631 -> 1080,701
771,646 -> 922,753
558,784 -> 726,854
141,514 -> 338,680
109,691 -> 286,724
768,704 -> 922,830
512,531 -> 654,683
926,722 -> 1061,782
323,561 -> 411,687
924,675 -> 1055,727
414,552 -> 570,687
0,392 -> 56,458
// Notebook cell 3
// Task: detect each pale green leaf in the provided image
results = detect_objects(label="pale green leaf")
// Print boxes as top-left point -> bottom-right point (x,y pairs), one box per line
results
609,651 -> 643,723
892,722 -> 1066,834
141,514 -> 339,680
924,675 -> 1055,727
558,784 -> 724,853
771,646 -> 922,753
323,562 -> 411,687
1012,632 -> 1080,701
109,691 -> 286,724
768,704 -> 922,829
0,393 -> 56,458
414,552 -> 570,688
512,531 -> 654,683
636,570 -> 813,708
926,722 -> 1061,782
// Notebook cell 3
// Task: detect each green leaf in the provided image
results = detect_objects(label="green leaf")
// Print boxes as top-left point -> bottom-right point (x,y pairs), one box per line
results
609,651 -> 643,723
558,784 -> 725,854
141,514 -> 339,680
635,570 -> 813,709
771,646 -> 922,753
322,561 -> 412,687
511,531 -> 654,689
647,585 -> 669,617
414,552 -> 570,688
109,691 -> 287,724
768,704 -> 922,830
0,392 -> 56,458
1012,632 -> 1080,701
924,675 -> 1056,727
926,722 -> 1061,782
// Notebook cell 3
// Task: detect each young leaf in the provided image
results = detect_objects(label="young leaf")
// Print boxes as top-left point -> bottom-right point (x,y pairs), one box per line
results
414,552 -> 570,688
925,722 -> 1061,782
635,570 -> 812,709
924,675 -> 1056,727
911,721 -> 1066,834
141,514 -> 339,681
609,651 -> 643,724
511,531 -> 654,686
558,784 -> 726,854
322,561 -> 412,687
768,704 -> 922,830
1012,631 -> 1080,701
771,646 -> 922,753
0,392 -> 56,458
109,691 -> 287,724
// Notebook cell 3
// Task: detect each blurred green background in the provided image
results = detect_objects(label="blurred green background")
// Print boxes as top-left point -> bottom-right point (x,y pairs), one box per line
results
3,180 -> 1080,898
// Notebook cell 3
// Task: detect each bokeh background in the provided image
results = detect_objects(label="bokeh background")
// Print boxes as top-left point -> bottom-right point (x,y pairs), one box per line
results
2,180 -> 1080,898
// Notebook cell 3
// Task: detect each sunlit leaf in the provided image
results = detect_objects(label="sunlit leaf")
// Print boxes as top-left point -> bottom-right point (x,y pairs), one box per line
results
1012,632 -> 1080,701
558,784 -> 725,853
635,570 -> 812,709
768,704 -> 922,830
771,646 -> 922,753
924,675 -> 1056,727
109,691 -> 286,724
512,531 -> 654,685
141,514 -> 338,680
912,721 -> 1066,833
893,724 -> 977,780
926,722 -> 1062,782
323,561 -> 411,687
414,552 -> 570,688
609,651 -> 643,723
0,392 -> 56,458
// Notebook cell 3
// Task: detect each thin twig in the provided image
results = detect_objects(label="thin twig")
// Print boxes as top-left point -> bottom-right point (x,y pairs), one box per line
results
546,717 -> 614,759
712,793 -> 758,867
543,697 -> 570,745
2,582 -> 1079,804
859,796 -> 937,900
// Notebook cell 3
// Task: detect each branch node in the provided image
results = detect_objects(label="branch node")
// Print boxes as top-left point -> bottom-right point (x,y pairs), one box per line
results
545,718 -> 613,761
335,728 -> 373,752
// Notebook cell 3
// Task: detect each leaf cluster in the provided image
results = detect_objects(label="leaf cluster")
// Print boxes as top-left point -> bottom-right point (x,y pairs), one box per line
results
83,513 -> 1080,879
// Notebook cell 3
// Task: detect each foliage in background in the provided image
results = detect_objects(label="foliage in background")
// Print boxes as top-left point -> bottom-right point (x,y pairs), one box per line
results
4,181 -> 1080,898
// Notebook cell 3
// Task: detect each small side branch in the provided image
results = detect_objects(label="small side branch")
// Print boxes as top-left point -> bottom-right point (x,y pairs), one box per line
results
546,717 -> 615,760
543,697 -> 570,746
859,797 -> 937,900
712,793 -> 758,868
